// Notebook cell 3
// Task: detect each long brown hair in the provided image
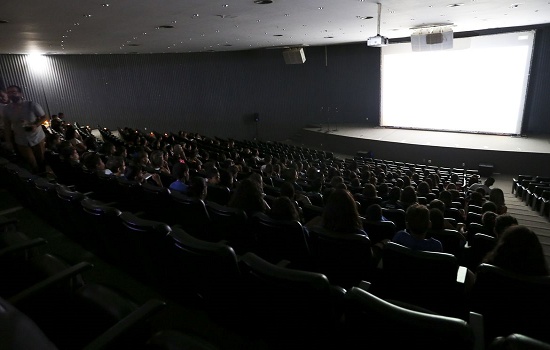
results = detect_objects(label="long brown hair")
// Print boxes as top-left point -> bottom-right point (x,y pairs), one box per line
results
322,189 -> 362,233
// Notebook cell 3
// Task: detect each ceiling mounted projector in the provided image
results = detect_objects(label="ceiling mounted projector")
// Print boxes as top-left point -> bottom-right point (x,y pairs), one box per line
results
367,34 -> 389,47
366,3 -> 389,47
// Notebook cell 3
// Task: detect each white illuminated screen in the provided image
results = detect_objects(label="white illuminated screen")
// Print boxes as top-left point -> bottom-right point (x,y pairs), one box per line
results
381,31 -> 535,134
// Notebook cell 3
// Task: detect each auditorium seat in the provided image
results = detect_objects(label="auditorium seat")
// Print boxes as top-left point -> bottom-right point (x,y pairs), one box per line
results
471,263 -> 550,346
376,241 -> 468,319
342,286 -> 476,350
381,208 -> 406,231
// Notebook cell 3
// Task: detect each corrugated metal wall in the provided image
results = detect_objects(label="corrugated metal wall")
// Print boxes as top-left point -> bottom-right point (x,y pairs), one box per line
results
0,44 -> 380,141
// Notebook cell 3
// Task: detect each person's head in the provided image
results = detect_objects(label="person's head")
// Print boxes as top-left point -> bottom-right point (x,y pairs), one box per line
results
365,204 -> 383,221
100,142 -> 116,156
330,176 -> 344,188
494,214 -> 518,238
429,208 -> 445,231
439,190 -> 453,208
205,166 -> 220,185
6,85 -> 23,103
428,199 -> 446,213
188,176 -> 207,200
282,168 -> 298,182
280,181 -> 296,199
482,201 -> 498,214
484,177 -> 495,187
228,178 -> 266,215
405,204 -> 431,236
322,189 -> 362,233
489,188 -> 505,207
469,191 -> 485,207
388,186 -> 401,202
269,196 -> 300,222
362,183 -> 377,198
135,151 -> 150,167
83,153 -> 105,171
106,156 -> 126,176
248,172 -> 264,190
60,145 -> 79,163
219,168 -> 234,188
484,225 -> 548,276
172,163 -> 189,182
125,164 -> 144,182
0,89 -> 8,104
400,186 -> 418,205
417,181 -> 431,196
150,150 -> 164,168
482,211 -> 497,234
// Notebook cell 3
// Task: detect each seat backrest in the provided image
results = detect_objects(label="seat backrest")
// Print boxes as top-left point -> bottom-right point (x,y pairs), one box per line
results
471,264 -> 550,345
307,226 -> 374,289
205,185 -> 231,206
362,219 -> 397,244
381,208 -> 406,231
427,229 -> 465,258
0,296 -> 58,350
490,333 -> 550,350
468,233 -> 497,271
342,286 -> 474,350
165,227 -> 241,312
205,201 -> 249,253
238,252 -> 345,342
80,198 -> 122,261
380,241 -> 462,316
248,212 -> 311,269
113,212 -> 172,284
168,192 -> 211,240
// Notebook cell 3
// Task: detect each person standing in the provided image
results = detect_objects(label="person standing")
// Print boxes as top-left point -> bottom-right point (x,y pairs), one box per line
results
3,85 -> 48,173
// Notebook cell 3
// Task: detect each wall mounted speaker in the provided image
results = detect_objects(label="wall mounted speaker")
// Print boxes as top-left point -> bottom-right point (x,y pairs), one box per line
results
283,48 -> 306,64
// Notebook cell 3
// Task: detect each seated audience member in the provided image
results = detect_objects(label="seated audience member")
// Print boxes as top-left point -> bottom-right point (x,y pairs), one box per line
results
482,200 -> 498,214
310,188 -> 368,238
382,186 -> 403,210
281,167 -> 303,191
494,214 -> 518,239
105,156 -> 126,176
469,177 -> 495,196
392,204 -> 442,252
83,152 -> 106,173
150,150 -> 171,174
398,186 -> 418,211
468,191 -> 486,208
59,145 -> 80,165
228,178 -> 269,216
280,181 -> 311,209
187,176 -> 207,200
481,211 -> 497,237
125,164 -> 163,187
65,125 -> 87,153
489,188 -> 507,215
483,225 -> 548,276
205,166 -> 221,185
99,142 -> 117,159
169,163 -> 190,194
429,207 -> 467,243
269,196 -> 301,222
364,204 -> 388,222
218,168 -> 234,189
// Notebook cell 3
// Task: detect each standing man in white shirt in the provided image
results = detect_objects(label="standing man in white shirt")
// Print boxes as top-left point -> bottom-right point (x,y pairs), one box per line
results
3,85 -> 48,173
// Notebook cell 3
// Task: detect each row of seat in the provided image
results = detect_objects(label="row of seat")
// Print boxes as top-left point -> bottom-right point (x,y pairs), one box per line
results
513,174 -> 550,219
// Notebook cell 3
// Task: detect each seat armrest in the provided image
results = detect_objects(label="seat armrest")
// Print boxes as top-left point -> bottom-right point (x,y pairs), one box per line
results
8,261 -> 94,305
276,259 -> 291,268
469,311 -> 484,350
0,238 -> 48,258
82,299 -> 166,350
0,216 -> 19,231
357,280 -> 372,291
456,265 -> 467,284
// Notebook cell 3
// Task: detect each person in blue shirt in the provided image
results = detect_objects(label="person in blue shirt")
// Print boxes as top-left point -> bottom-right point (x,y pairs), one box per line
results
169,162 -> 189,194
392,203 -> 443,252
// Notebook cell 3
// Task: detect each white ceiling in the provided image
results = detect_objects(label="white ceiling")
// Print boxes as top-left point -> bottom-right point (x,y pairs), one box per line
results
1,0 -> 549,55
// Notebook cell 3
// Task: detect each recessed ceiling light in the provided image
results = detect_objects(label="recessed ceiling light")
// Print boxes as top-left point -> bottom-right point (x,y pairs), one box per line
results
0,20 -> 9,24
192,14 -> 199,18
510,3 -> 520,8
157,25 -> 175,29
356,16 -> 373,20
222,4 -> 229,7
83,14 -> 92,18
324,36 -> 334,39
101,3 -> 109,7
273,34 -> 283,36
447,3 -> 464,7
254,0 -> 273,4
128,43 -> 140,46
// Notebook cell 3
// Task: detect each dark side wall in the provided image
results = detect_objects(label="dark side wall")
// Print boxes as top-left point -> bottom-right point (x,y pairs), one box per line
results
1,26 -> 549,141
0,44 -> 380,141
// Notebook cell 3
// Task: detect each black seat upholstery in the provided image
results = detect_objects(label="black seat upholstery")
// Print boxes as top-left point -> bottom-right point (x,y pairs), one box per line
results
307,226 -> 375,290
205,201 -> 249,254
464,233 -> 497,271
427,228 -> 466,259
248,212 -> 312,269
342,286 -> 475,350
490,333 -> 550,350
471,264 -> 550,346
238,252 -> 346,346
168,192 -> 212,241
163,227 -> 242,317
382,208 -> 406,231
362,219 -> 396,244
377,241 -> 467,318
